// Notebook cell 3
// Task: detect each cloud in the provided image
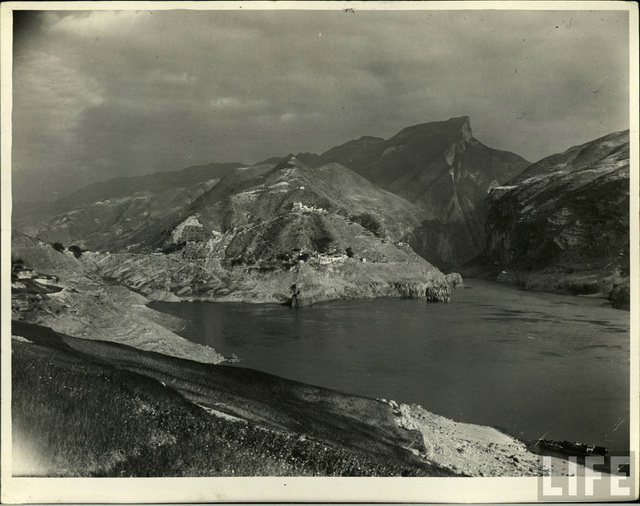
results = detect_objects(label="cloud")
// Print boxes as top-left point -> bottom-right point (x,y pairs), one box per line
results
13,50 -> 103,129
12,49 -> 105,199
48,10 -> 146,37
149,69 -> 197,86
209,96 -> 269,113
11,8 -> 630,201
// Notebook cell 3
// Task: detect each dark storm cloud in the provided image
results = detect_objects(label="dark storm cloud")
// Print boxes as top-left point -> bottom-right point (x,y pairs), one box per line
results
12,11 -> 46,49
12,8 -> 630,201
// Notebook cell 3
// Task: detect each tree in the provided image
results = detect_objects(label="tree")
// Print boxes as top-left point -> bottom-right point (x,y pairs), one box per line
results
349,213 -> 384,237
161,241 -> 186,254
52,242 -> 65,252
68,245 -> 83,258
345,247 -> 355,258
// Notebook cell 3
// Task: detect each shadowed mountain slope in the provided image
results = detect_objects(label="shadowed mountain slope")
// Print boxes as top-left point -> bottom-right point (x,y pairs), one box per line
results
54,161 -> 243,212
31,179 -> 222,252
482,130 -> 630,307
13,161 -> 244,230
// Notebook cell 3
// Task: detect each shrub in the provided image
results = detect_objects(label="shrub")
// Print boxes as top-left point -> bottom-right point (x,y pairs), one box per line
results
345,247 -> 354,258
229,257 -> 244,267
315,236 -> 334,254
68,245 -> 84,258
349,213 -> 384,237
275,251 -> 297,268
52,242 -> 65,252
11,258 -> 25,277
161,242 -> 186,255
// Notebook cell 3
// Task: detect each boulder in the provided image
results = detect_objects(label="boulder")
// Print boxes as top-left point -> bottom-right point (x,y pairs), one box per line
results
426,285 -> 451,303
444,272 -> 463,289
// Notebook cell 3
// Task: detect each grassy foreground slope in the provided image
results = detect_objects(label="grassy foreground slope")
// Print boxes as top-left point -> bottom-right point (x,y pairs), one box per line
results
12,321 -> 456,477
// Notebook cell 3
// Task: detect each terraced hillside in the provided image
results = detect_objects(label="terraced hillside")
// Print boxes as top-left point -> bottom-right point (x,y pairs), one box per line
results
91,157 -> 454,304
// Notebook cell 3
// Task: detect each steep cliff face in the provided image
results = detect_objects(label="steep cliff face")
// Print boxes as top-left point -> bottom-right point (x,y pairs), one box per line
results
344,117 -> 530,267
92,158 -> 453,304
484,130 -> 629,305
264,117 -> 530,267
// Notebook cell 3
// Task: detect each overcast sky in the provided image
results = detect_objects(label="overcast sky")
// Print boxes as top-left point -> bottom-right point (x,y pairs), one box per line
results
12,7 -> 630,202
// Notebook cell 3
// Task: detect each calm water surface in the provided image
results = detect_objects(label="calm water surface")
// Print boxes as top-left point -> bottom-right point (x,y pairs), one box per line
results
151,279 -> 630,451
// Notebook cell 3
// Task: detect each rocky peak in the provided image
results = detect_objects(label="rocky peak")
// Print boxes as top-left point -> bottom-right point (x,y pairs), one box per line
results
457,116 -> 473,143
273,155 -> 309,172
390,116 -> 473,146
442,116 -> 473,145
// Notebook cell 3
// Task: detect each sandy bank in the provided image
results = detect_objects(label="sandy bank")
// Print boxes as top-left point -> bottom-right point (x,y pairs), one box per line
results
392,402 -> 577,477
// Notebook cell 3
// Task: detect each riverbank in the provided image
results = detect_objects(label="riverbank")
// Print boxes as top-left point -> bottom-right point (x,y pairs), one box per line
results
93,250 -> 457,306
11,320 -> 572,477
11,321 -> 453,477
11,231 -> 226,363
459,258 -> 629,310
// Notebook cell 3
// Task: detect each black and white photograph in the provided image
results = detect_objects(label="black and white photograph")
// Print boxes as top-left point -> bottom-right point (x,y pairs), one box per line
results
1,1 -> 638,503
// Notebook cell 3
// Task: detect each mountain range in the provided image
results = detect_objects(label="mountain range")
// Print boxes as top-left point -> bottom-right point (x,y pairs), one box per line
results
12,161 -> 243,236
12,117 -> 630,307
17,117 -> 529,269
8,114 -> 632,481
257,117 -> 530,266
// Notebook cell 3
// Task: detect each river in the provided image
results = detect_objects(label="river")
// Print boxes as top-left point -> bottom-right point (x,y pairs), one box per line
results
150,279 -> 630,452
